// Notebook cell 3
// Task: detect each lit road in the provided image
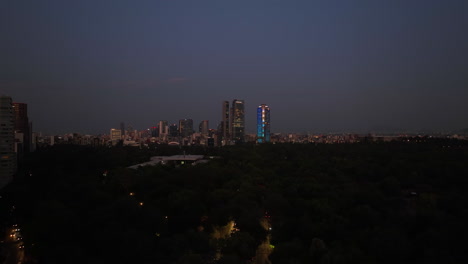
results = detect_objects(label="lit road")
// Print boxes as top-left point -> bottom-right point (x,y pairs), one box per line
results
2,226 -> 24,264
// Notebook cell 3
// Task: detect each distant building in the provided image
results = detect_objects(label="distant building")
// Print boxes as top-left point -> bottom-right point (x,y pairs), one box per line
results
158,120 -> 169,139
199,120 -> 209,137
222,101 -> 230,141
216,122 -> 224,146
231,99 -> 245,143
120,122 -> 125,137
13,102 -> 30,153
169,124 -> 178,137
110,128 -> 122,145
30,131 -> 37,152
207,137 -> 215,147
0,96 -> 16,189
151,126 -> 159,137
179,119 -> 193,137
257,104 -> 271,143
126,125 -> 134,139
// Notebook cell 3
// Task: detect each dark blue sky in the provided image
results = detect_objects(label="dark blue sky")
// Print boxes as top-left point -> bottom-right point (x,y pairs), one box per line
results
1,0 -> 467,134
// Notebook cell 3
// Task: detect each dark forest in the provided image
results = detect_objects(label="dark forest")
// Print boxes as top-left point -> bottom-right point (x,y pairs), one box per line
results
1,140 -> 468,264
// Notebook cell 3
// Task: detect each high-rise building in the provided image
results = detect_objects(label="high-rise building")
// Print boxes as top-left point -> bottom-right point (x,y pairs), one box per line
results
13,102 -> 30,152
0,96 -> 16,189
169,124 -> 178,137
110,128 -> 122,145
158,120 -> 169,139
151,126 -> 159,137
257,104 -> 271,143
230,99 -> 245,143
222,101 -> 230,140
179,119 -> 193,137
199,120 -> 209,137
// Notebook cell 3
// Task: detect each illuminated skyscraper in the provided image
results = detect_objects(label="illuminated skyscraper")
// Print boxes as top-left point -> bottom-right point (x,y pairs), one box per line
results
257,104 -> 270,143
0,96 -> 16,188
230,99 -> 245,143
110,128 -> 122,145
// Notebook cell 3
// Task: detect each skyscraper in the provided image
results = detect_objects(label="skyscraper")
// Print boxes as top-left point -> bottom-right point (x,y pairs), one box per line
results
199,120 -> 209,137
169,124 -> 178,137
110,128 -> 122,145
13,102 -> 30,152
179,119 -> 193,137
150,126 -> 158,137
257,104 -> 271,143
0,96 -> 16,189
222,101 -> 230,140
158,120 -> 169,139
231,99 -> 245,143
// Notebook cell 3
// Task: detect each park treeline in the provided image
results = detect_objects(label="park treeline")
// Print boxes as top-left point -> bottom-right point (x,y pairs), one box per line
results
2,140 -> 468,264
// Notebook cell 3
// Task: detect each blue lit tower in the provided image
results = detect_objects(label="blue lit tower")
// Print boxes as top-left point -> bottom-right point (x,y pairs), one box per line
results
257,104 -> 270,143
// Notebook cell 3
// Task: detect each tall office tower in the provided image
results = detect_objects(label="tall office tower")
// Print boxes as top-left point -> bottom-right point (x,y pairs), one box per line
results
0,96 -> 16,189
179,119 -> 193,137
169,124 -> 179,137
158,120 -> 169,138
199,120 -> 209,137
222,101 -> 230,140
120,122 -> 125,137
257,104 -> 271,143
230,99 -> 245,143
13,102 -> 30,152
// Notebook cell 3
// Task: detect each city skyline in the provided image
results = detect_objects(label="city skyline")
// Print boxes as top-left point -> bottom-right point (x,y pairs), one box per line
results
2,1 -> 467,134
2,97 -> 468,136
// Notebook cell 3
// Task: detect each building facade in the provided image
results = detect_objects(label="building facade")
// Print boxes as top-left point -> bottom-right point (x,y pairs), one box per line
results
222,101 -> 230,141
179,119 -> 193,138
158,120 -> 169,139
257,104 -> 271,143
199,120 -> 209,137
13,102 -> 30,153
230,99 -> 245,143
0,96 -> 16,189
169,124 -> 179,137
110,128 -> 122,145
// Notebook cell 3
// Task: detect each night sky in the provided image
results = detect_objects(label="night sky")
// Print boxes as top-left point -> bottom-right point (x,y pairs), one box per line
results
1,0 -> 467,135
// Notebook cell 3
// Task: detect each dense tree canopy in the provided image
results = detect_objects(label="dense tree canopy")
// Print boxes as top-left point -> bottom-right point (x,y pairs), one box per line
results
1,140 -> 468,263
